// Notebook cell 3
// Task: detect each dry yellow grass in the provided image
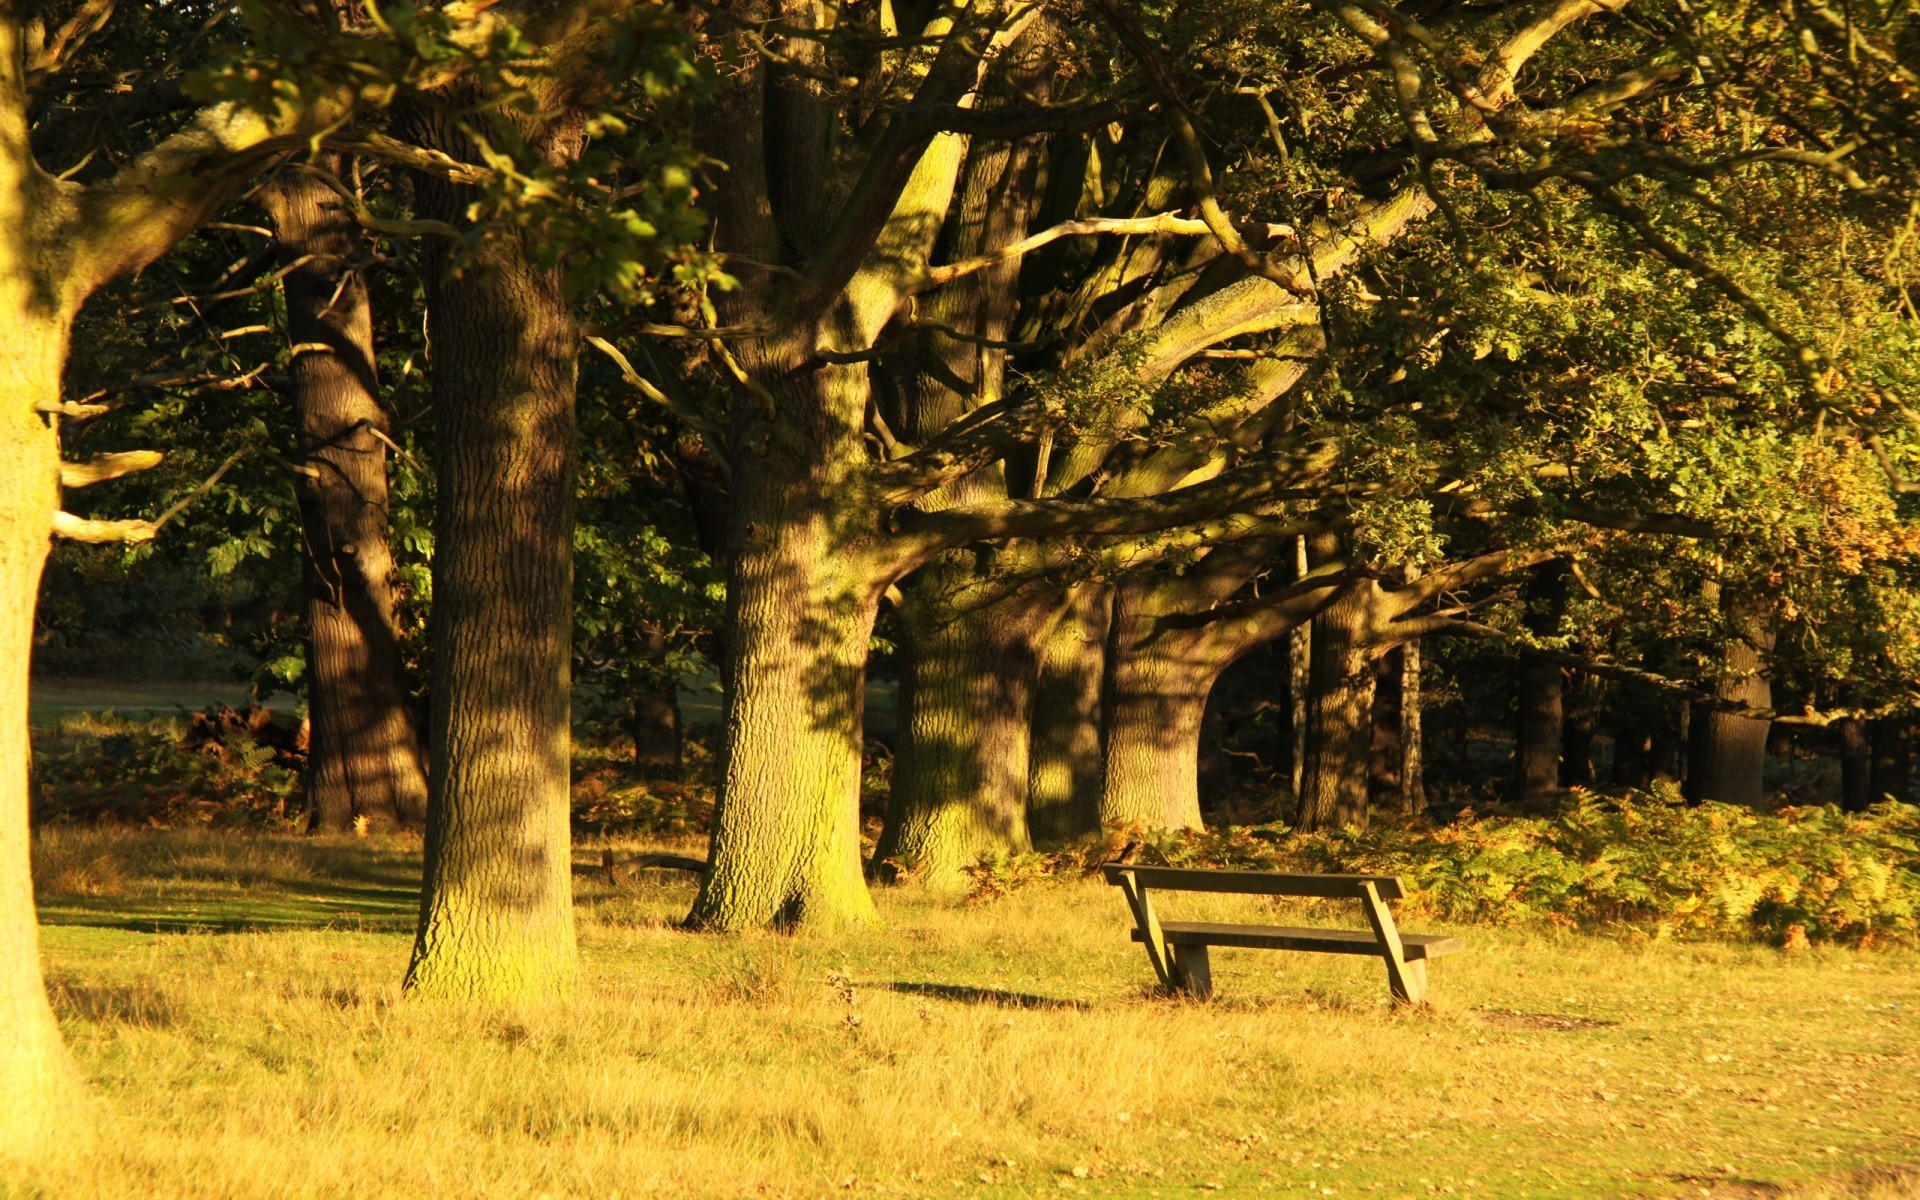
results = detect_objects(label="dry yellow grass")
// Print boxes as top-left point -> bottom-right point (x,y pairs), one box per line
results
9,828 -> 1920,1200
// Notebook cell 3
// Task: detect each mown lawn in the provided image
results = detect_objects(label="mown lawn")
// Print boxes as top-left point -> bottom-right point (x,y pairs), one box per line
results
14,828 -> 1920,1200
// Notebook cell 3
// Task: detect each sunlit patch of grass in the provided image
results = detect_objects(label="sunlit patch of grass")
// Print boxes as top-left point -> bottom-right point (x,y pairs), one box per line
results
16,830 -> 1920,1199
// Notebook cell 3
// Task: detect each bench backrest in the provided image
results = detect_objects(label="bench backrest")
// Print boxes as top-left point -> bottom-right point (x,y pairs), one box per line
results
1101,863 -> 1405,902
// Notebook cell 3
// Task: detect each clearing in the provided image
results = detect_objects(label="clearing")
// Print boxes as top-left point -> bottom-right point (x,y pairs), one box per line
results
18,828 -> 1920,1200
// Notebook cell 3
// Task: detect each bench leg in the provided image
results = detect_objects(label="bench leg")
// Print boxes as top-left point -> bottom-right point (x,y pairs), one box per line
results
1386,957 -> 1427,1007
1168,944 -> 1214,1000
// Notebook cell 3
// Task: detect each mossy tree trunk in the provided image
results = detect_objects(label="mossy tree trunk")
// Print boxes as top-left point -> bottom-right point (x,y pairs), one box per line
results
0,319 -> 84,1160
0,12 -> 328,1151
687,366 -> 884,931
1028,584 -> 1110,846
403,111 -> 584,1000
263,160 -> 427,834
1102,542 -> 1348,830
878,573 -> 1062,887
1512,563 -> 1568,805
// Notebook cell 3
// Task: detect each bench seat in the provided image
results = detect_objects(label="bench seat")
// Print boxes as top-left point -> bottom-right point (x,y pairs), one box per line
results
1134,922 -> 1466,960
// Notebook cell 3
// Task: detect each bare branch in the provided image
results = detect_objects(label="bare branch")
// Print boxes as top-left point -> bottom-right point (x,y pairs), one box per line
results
59,450 -> 165,489
585,335 -> 730,448
50,512 -> 158,544
923,212 -> 1296,288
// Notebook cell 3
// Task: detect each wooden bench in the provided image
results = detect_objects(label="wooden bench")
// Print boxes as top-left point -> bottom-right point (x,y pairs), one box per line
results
1101,864 -> 1464,1005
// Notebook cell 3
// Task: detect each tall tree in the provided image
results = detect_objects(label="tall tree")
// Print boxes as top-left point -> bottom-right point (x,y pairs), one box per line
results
261,158 -> 429,833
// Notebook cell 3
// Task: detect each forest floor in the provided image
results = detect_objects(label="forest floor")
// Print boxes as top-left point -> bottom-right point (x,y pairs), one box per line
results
15,827 -> 1920,1200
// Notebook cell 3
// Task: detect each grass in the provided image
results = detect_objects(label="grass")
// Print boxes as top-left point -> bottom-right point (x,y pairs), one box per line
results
9,829 -> 1918,1200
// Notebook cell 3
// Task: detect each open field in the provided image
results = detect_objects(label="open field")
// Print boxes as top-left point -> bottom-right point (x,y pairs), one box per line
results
11,829 -> 1919,1200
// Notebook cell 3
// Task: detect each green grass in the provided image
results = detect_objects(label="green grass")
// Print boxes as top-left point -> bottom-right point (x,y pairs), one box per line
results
15,828 -> 1920,1200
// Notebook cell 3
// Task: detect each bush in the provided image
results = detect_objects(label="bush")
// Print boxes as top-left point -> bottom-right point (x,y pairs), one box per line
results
32,713 -> 302,830
1027,790 -> 1920,947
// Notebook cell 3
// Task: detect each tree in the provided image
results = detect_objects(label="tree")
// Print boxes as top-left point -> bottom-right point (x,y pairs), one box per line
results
261,157 -> 429,833
0,0 -> 348,1154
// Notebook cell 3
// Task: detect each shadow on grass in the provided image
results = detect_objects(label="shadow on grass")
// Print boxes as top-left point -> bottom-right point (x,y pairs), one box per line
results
888,981 -> 1091,1010
36,877 -> 419,934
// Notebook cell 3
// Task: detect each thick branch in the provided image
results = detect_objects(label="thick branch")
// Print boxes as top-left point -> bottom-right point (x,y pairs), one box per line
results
59,450 -> 164,489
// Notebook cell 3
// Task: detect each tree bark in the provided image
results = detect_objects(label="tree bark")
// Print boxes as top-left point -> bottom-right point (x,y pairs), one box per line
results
1839,716 -> 1871,813
1028,584 -> 1109,846
404,116 -> 583,999
1683,591 -> 1775,808
1561,673 -> 1597,787
877,577 -> 1060,887
1513,564 -> 1567,804
1101,592 -> 1218,831
262,159 -> 427,834
1288,536 -> 1312,803
1370,649 -> 1404,805
1400,634 -> 1426,814
630,683 -> 684,772
0,319 -> 85,1158
1514,655 -> 1563,802
1297,582 -> 1379,832
686,424 -> 882,930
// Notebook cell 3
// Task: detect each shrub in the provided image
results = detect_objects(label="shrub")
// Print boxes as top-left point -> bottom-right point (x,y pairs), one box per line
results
1025,791 -> 1920,946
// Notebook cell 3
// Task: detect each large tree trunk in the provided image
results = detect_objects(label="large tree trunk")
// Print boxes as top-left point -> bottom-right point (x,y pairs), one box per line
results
404,125 -> 582,999
1683,592 -> 1775,808
1297,583 -> 1379,832
877,578 -> 1059,887
686,441 -> 881,931
1028,584 -> 1109,846
1,319 -> 84,1157
262,160 -> 427,834
1101,614 -> 1218,831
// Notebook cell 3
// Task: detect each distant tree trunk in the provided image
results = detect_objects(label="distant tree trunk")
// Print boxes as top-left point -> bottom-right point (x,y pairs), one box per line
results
1289,534 -> 1310,801
1561,672 -> 1597,787
1513,564 -> 1567,804
263,159 -> 428,834
1,319 -> 85,1156
1298,582 -> 1378,832
1514,657 -> 1563,802
630,683 -> 683,771
1028,585 -> 1109,845
877,579 -> 1059,887
1684,591 -> 1775,808
403,113 -> 583,1001
1870,718 -> 1910,805
1839,717 -> 1871,813
1399,635 -> 1426,814
1370,649 -> 1405,805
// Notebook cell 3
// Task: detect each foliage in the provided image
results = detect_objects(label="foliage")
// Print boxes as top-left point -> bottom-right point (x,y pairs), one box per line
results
31,714 -> 303,831
1018,793 -> 1920,947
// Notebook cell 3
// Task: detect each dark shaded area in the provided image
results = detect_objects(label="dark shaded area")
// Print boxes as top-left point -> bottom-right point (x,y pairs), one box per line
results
887,981 -> 1091,1010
